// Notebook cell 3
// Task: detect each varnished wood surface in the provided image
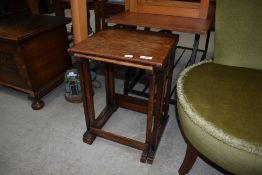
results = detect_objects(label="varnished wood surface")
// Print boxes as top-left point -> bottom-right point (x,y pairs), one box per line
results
71,28 -> 178,163
26,0 -> 40,15
178,143 -> 198,175
90,127 -> 149,151
0,15 -> 72,109
75,54 -> 154,71
115,93 -> 148,114
106,3 -> 215,35
128,0 -> 210,19
0,15 -> 70,42
142,0 -> 200,8
69,29 -> 178,68
70,0 -> 88,43
0,0 -> 29,17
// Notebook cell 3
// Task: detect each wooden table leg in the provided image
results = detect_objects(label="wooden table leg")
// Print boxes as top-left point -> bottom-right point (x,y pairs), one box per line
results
123,67 -> 131,95
164,50 -> 175,116
140,73 -> 155,163
79,60 -> 171,164
79,60 -> 96,144
83,63 -> 118,144
146,71 -> 164,164
104,63 -> 116,107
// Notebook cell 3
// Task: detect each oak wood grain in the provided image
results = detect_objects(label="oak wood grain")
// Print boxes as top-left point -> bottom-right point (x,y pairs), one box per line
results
69,29 -> 178,68
106,8 -> 214,35
129,0 -> 210,19
0,15 -> 72,109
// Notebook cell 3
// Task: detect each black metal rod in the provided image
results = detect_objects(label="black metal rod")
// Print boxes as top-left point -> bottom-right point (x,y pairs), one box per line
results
187,34 -> 200,66
174,49 -> 186,67
169,98 -> 176,105
128,69 -> 145,90
142,82 -> 150,93
201,30 -> 211,61
169,49 -> 186,98
176,46 -> 204,52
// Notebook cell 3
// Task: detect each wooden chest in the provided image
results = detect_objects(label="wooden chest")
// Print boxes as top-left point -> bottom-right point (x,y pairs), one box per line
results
0,15 -> 72,109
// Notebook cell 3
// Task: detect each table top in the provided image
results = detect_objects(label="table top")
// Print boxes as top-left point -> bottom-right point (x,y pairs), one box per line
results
106,3 -> 215,35
0,15 -> 70,42
69,29 -> 178,69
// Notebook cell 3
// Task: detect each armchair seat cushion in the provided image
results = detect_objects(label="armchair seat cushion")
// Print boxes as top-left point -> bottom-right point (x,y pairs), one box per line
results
177,61 -> 262,174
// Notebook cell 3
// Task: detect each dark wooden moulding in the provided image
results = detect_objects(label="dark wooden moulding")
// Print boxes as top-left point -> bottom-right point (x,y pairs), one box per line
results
0,15 -> 72,110
69,29 -> 179,164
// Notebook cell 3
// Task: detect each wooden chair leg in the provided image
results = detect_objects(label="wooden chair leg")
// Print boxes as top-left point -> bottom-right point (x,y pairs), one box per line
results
94,1 -> 101,32
179,143 -> 198,175
101,1 -> 106,30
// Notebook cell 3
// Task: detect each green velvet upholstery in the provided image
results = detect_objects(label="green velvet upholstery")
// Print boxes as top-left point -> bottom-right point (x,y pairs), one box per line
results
177,101 -> 262,175
177,0 -> 262,174
177,62 -> 262,174
214,0 -> 262,70
180,62 -> 262,154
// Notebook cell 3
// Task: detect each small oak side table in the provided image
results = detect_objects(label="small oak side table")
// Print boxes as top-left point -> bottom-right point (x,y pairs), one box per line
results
69,29 -> 178,164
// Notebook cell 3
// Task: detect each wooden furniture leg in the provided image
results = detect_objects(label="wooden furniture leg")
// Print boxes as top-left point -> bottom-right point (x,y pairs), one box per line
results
81,62 -> 118,145
31,97 -> 45,110
94,0 -> 102,32
123,67 -> 131,95
28,93 -> 45,110
140,73 -> 155,163
26,0 -> 40,15
104,63 -> 116,107
140,51 -> 175,164
179,143 -> 198,175
163,51 -> 175,116
147,59 -> 173,164
147,71 -> 164,164
79,60 -> 96,144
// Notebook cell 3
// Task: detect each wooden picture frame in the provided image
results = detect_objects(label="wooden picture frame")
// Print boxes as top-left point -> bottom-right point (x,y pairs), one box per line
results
129,0 -> 210,19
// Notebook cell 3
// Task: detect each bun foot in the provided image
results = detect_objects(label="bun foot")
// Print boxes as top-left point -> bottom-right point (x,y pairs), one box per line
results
31,100 -> 45,110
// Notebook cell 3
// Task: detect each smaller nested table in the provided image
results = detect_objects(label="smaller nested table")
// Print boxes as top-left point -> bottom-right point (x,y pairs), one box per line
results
69,29 -> 178,164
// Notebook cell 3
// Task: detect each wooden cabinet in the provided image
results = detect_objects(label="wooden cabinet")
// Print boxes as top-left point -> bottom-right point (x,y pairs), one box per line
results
0,15 -> 72,109
129,0 -> 210,19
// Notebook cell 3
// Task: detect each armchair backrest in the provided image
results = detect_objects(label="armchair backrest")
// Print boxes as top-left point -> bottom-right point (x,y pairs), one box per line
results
214,0 -> 262,70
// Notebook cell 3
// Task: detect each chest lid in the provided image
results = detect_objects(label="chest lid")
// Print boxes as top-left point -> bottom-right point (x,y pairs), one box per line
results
0,15 -> 69,42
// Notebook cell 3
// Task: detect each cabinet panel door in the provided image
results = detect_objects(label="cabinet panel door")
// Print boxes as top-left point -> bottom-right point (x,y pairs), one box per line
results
0,42 -> 32,92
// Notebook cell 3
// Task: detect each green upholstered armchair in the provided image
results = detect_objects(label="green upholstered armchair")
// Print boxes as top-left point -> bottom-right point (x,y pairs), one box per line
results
176,0 -> 262,174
